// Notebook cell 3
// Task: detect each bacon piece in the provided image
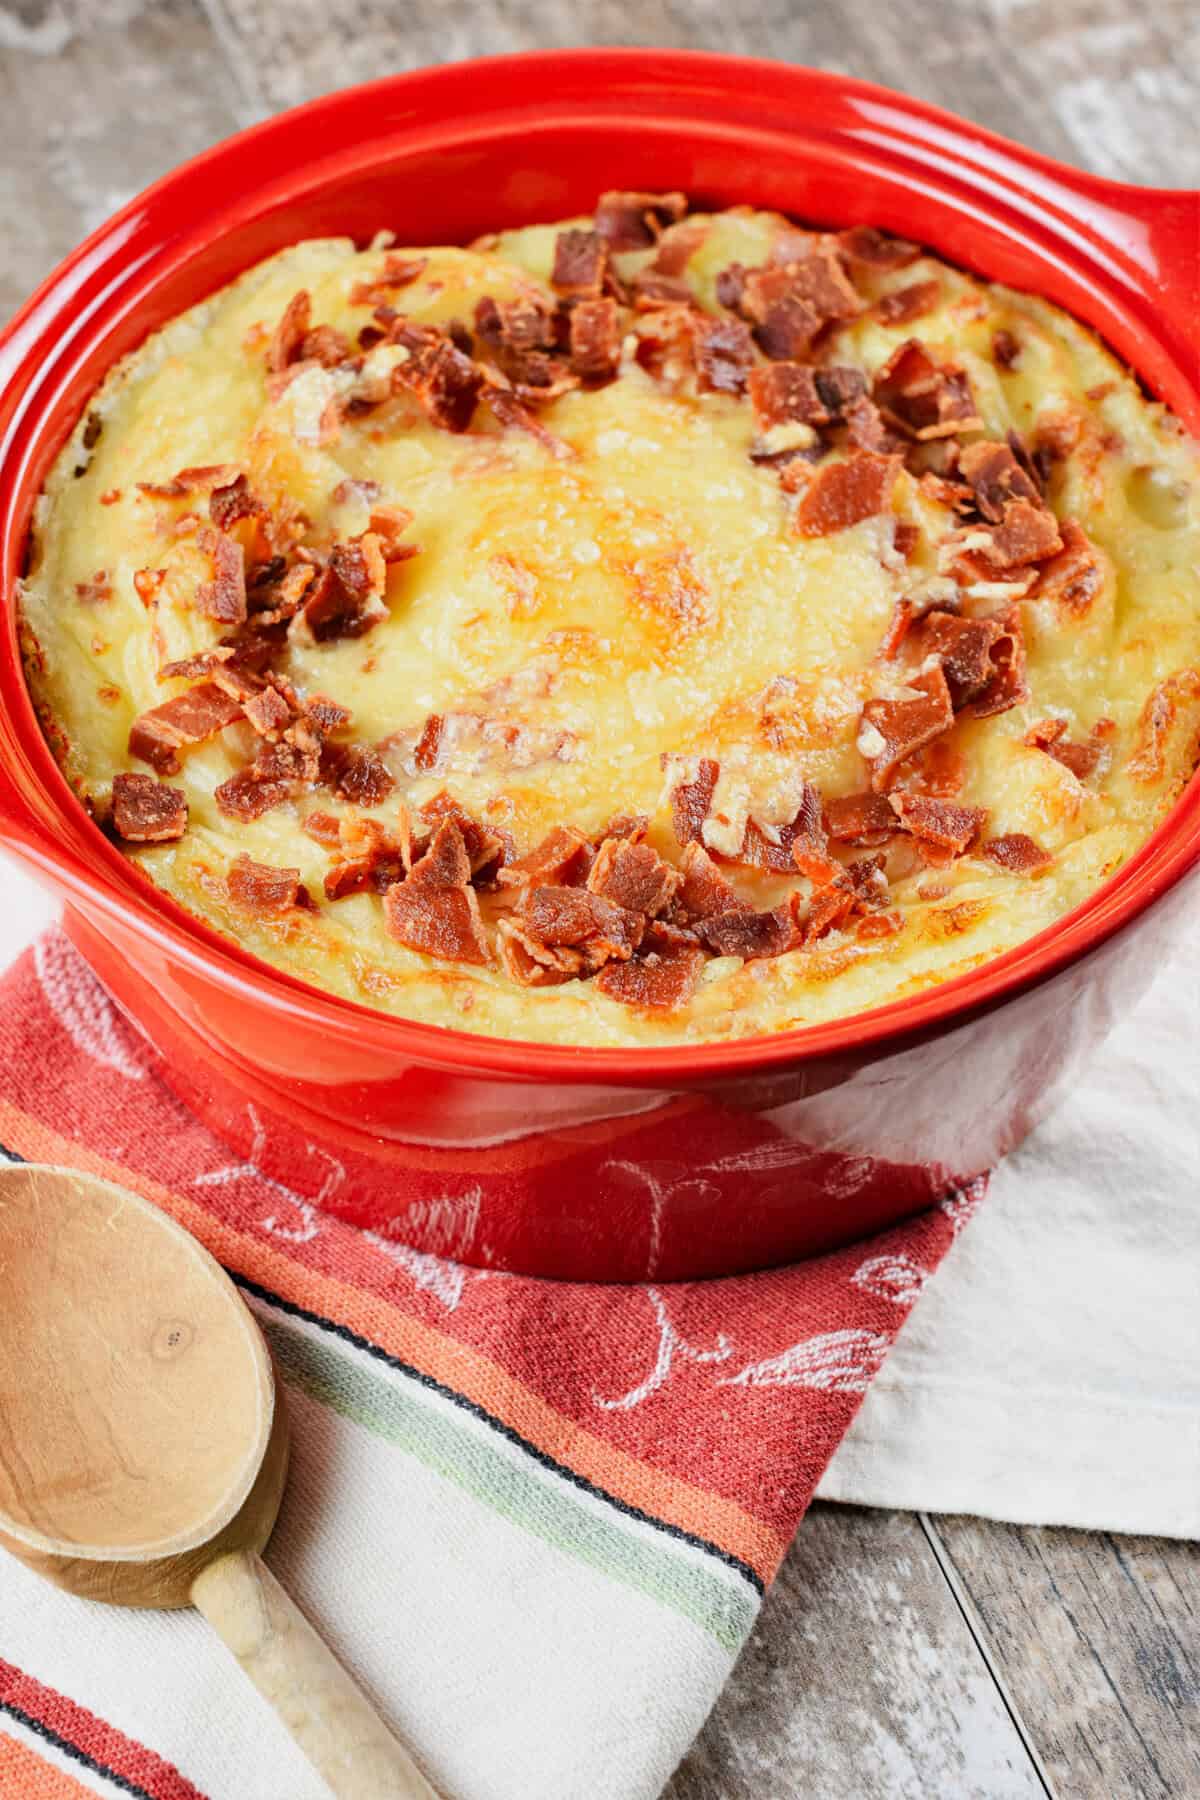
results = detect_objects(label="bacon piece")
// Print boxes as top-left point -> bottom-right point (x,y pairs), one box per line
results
873,338 -> 981,440
1032,518 -> 1104,616
226,854 -> 307,918
762,247 -> 861,325
326,743 -> 395,807
587,838 -> 681,917
910,609 -> 1005,709
523,885 -> 644,964
676,842 -> 748,920
208,474 -> 264,533
797,853 -> 889,943
836,226 -> 922,271
194,527 -> 247,626
749,362 -> 866,431
594,190 -> 688,252
992,329 -> 1021,369
692,316 -> 755,396
390,321 -> 483,431
553,228 -> 610,296
267,291 -> 311,374
844,394 -> 910,455
137,463 -> 244,499
715,265 -> 747,312
954,498 -> 1063,570
349,254 -> 428,304
599,812 -> 649,844
302,809 -> 342,847
741,268 -> 822,361
958,602 -> 1029,720
876,280 -> 941,326
696,903 -> 799,960
129,682 -> 243,775
889,792 -> 987,854
290,543 -> 388,644
651,221 -> 707,276
420,792 -> 508,881
481,380 -> 572,457
110,771 -> 188,843
1024,717 -> 1106,781
496,920 -> 583,986
957,440 -> 1041,522
382,820 -> 490,964
793,450 -> 900,537
859,664 -> 955,792
496,824 -> 594,890
412,714 -> 444,773
323,816 -> 407,900
981,833 -> 1054,875
568,298 -> 621,384
305,694 -> 352,735
368,504 -> 420,562
734,785 -> 827,875
595,941 -> 705,1009
824,790 -> 898,846
667,756 -> 719,847
632,269 -> 696,311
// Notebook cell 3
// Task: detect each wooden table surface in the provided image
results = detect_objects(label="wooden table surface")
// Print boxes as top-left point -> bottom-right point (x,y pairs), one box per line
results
3,4 -> 1197,1796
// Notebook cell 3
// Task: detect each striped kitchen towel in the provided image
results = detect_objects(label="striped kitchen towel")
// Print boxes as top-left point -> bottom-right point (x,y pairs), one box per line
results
0,929 -> 980,1800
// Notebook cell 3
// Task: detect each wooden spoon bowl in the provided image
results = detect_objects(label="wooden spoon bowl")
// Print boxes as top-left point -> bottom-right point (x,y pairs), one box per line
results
0,1163 -> 437,1798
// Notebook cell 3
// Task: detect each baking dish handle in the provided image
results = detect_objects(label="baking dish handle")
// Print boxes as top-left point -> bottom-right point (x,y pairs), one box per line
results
1126,185 -> 1200,323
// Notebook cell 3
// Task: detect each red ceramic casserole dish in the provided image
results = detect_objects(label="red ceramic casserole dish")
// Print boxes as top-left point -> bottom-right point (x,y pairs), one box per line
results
1,51 -> 1197,1280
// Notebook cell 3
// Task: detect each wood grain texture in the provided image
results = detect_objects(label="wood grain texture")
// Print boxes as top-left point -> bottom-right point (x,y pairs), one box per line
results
935,1516 -> 1200,1800
668,1505 -> 1047,1800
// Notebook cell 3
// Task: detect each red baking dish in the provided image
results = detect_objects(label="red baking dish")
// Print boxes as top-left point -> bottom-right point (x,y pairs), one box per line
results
0,51 -> 1197,1279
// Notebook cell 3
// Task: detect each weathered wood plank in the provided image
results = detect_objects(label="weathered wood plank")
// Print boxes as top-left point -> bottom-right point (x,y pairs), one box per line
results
216,0 -> 1197,184
935,1516 -> 1200,1800
0,0 -> 249,320
668,1504 -> 1047,1799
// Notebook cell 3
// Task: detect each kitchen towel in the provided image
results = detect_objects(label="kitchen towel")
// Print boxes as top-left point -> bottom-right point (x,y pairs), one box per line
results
0,926 -> 976,1800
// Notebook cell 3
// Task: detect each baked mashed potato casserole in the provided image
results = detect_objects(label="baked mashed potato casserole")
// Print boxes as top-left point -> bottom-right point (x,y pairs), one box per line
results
19,195 -> 1200,1046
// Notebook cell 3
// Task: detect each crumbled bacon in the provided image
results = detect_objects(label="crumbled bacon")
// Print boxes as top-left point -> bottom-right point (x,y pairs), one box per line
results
595,941 -> 705,1009
74,572 -> 112,605
225,854 -> 308,918
697,903 -> 798,960
692,316 -> 755,396
953,498 -> 1063,571
792,451 -> 901,537
290,547 -> 388,643
523,884 -> 644,964
676,842 -> 748,920
824,790 -> 897,846
735,785 -> 827,875
1024,716 -> 1107,781
1032,518 -> 1104,615
267,291 -> 312,374
992,329 -> 1020,369
844,395 -> 909,455
836,226 -> 921,271
651,221 -> 708,276
193,526 -> 247,626
302,809 -> 343,847
632,269 -> 697,311
910,609 -> 1005,710
390,320 -> 483,431
568,298 -> 621,384
594,190 -> 688,252
326,743 -> 395,807
129,682 -> 244,775
957,440 -> 1041,522
667,756 -> 719,847
209,474 -> 265,532
349,254 -> 428,304
859,664 -> 955,791
958,602 -> 1030,719
873,338 -> 981,439
298,325 -> 352,368
889,792 -> 987,855
383,820 -> 490,964
481,379 -> 572,457
323,816 -> 407,899
412,714 -> 444,772
602,812 -> 649,842
247,561 -> 315,626
749,362 -> 866,432
715,265 -> 747,312
981,833 -> 1054,875
214,729 -> 321,821
552,228 -> 610,297
496,824 -> 593,890
876,280 -> 941,325
137,463 -> 243,499
588,838 -> 680,917
420,792 -> 508,881
368,504 -> 420,562
110,771 -> 188,842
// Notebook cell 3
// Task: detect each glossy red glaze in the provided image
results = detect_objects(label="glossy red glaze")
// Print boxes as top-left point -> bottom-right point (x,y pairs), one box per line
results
0,53 -> 1197,1278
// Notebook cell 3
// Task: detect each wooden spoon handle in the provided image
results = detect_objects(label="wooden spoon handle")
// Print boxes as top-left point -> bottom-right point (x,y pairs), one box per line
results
192,1549 -> 438,1799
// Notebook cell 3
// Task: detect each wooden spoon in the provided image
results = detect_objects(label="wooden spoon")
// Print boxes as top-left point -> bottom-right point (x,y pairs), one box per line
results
0,1163 -> 438,1799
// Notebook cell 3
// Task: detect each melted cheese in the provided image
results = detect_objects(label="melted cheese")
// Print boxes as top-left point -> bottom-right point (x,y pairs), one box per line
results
19,209 -> 1200,1046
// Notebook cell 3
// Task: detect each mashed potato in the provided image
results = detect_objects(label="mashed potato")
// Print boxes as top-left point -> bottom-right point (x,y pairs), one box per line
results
19,197 -> 1200,1046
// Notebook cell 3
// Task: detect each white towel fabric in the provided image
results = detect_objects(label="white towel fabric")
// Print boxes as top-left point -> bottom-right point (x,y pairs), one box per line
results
1,870 -> 1195,1541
